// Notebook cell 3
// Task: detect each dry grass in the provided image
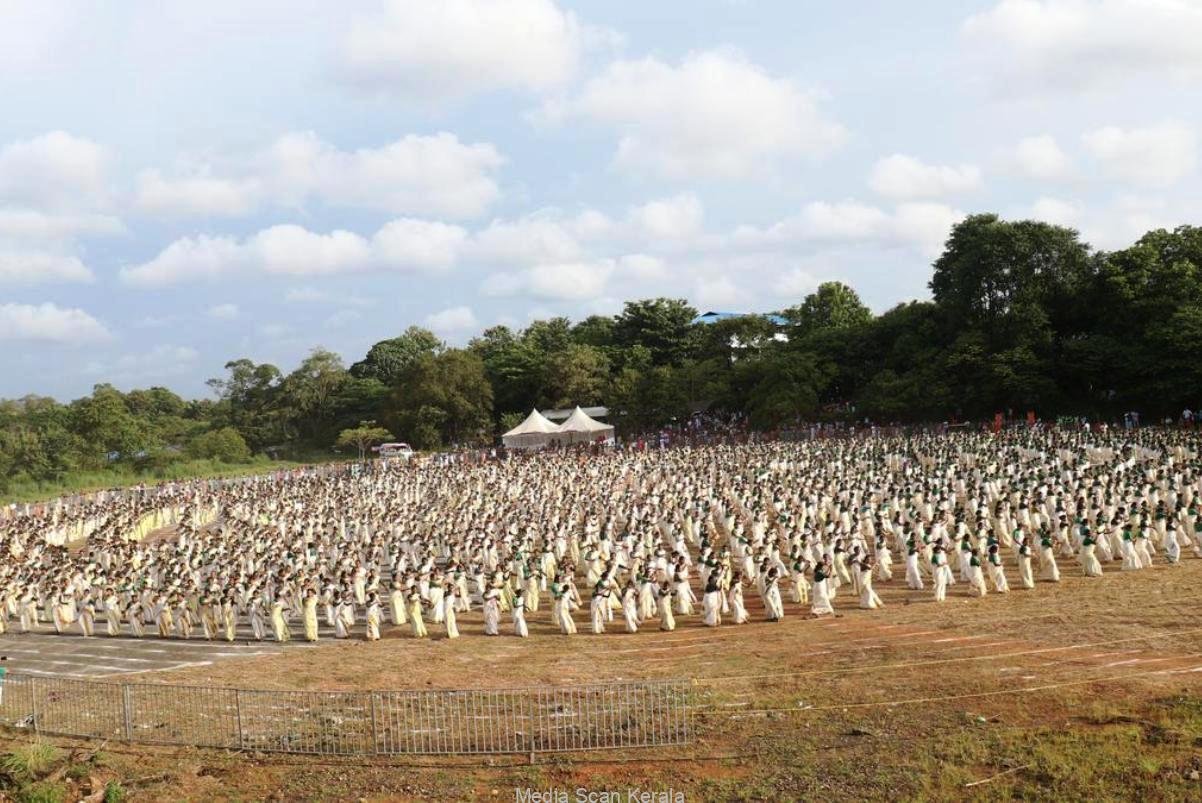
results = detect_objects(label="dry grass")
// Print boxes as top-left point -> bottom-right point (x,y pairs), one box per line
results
10,557 -> 1202,800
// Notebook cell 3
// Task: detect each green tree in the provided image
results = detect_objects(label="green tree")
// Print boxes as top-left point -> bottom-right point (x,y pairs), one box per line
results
350,326 -> 442,385
1093,226 -> 1202,412
278,348 -> 349,444
570,315 -> 616,348
782,281 -> 872,340
470,325 -> 540,417
186,427 -> 252,462
540,344 -> 610,409
69,385 -> 153,464
736,347 -> 829,428
384,349 -> 493,449
206,359 -> 284,449
692,314 -> 780,366
335,421 -> 394,460
609,365 -> 687,430
612,298 -> 698,366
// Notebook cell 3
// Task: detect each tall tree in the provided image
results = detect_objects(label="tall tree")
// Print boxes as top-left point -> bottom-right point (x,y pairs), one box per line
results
207,359 -> 284,449
612,298 -> 698,367
335,421 -> 394,460
69,385 -> 153,464
782,281 -> 872,340
350,326 -> 442,385
384,349 -> 493,449
278,349 -> 350,444
469,325 -> 540,417
540,344 -> 610,409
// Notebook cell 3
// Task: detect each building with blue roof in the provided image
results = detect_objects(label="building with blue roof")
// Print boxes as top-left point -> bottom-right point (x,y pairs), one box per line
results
692,311 -> 789,326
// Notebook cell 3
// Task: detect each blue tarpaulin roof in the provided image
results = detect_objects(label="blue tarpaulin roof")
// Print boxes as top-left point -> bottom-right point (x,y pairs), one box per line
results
692,311 -> 788,326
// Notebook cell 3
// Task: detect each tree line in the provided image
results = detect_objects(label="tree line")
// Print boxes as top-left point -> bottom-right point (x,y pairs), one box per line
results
2,214 -> 1200,493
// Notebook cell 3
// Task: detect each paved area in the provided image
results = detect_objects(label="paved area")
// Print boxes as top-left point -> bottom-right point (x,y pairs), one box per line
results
0,622 -> 338,679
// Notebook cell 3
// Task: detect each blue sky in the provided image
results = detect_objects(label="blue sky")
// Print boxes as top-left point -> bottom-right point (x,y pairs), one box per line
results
2,0 -> 1201,399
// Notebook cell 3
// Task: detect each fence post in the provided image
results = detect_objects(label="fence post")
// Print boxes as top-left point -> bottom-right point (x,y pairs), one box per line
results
527,690 -> 536,765
121,684 -> 133,741
30,676 -> 39,734
234,689 -> 244,750
369,692 -> 379,755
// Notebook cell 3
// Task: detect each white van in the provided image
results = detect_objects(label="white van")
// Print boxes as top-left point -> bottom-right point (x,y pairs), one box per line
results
376,442 -> 414,460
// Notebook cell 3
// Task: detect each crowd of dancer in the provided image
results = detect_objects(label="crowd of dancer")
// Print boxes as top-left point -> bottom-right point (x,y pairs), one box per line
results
0,427 -> 1198,643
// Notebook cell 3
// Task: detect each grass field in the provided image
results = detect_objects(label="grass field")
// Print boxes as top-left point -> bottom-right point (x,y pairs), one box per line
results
5,554 -> 1202,800
0,455 -> 345,506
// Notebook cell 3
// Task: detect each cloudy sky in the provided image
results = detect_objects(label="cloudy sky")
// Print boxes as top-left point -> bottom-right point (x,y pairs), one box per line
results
2,0 -> 1201,400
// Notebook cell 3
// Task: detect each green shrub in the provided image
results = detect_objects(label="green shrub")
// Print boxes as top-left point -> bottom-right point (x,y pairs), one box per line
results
0,740 -> 63,783
103,780 -> 125,803
185,427 -> 252,462
16,780 -> 66,803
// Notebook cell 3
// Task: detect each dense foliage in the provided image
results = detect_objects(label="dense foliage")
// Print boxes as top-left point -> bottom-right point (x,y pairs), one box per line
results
2,215 -> 1200,493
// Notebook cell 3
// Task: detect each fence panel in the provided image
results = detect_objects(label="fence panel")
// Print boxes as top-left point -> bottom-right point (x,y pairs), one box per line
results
127,683 -> 240,748
0,674 -> 36,730
236,689 -> 375,755
0,673 -> 689,756
29,676 -> 125,739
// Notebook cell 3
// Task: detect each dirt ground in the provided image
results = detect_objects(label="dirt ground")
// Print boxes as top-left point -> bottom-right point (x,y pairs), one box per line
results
6,557 -> 1202,801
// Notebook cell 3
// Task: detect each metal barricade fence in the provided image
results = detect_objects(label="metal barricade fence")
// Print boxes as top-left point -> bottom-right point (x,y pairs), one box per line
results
0,674 -> 690,756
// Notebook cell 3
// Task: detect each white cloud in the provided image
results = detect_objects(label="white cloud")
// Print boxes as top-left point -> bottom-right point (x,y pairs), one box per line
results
734,200 -> 964,258
120,218 -> 468,285
0,2 -> 75,71
84,343 -> 200,380
323,309 -> 362,330
748,201 -> 892,242
528,262 -> 612,300
1029,197 -> 1080,226
137,132 -> 504,221
0,302 -> 110,343
265,131 -> 503,219
572,209 -> 614,240
616,254 -> 667,281
424,305 -> 478,334
116,344 -> 198,374
284,287 -> 374,307
252,225 -> 373,276
0,131 -> 109,210
1012,135 -> 1071,180
469,215 -> 583,265
1082,123 -> 1198,186
554,49 -> 844,179
483,260 -> 613,301
0,250 -> 93,284
340,0 -> 585,99
0,209 -> 123,241
869,155 -> 981,199
257,323 -> 290,339
892,203 -> 965,258
207,303 -> 239,319
775,267 -> 820,297
372,218 -> 467,271
134,169 -> 262,217
628,193 -> 704,239
1053,194 -> 1202,250
284,287 -> 327,304
695,275 -> 748,309
962,0 -> 1202,92
120,234 -> 245,285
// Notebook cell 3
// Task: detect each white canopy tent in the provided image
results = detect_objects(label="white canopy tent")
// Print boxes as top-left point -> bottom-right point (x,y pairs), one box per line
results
501,408 -> 562,450
554,406 -> 615,445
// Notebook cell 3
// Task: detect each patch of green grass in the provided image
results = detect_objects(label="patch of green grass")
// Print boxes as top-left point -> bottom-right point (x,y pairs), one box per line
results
14,779 -> 66,803
0,741 -> 63,784
103,780 -> 125,803
0,453 -> 346,505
